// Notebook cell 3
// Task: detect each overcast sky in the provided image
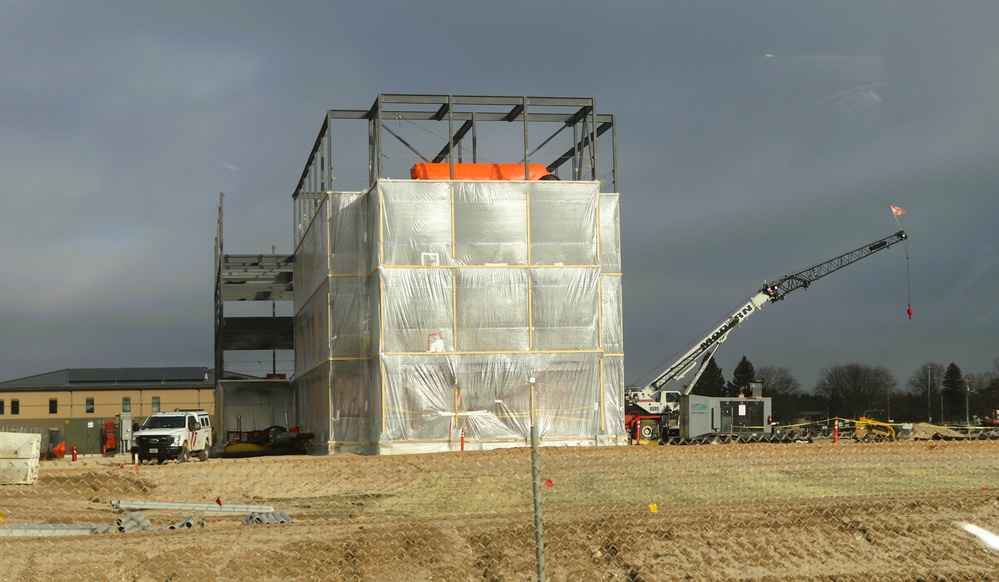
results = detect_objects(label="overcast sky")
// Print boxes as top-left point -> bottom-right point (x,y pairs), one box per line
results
2,2 -> 997,393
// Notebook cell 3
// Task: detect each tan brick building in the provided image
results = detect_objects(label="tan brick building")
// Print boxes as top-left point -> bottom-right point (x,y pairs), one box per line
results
0,367 -> 215,432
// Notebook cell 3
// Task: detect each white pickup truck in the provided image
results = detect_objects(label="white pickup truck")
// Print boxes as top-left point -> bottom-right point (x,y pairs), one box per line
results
132,410 -> 212,464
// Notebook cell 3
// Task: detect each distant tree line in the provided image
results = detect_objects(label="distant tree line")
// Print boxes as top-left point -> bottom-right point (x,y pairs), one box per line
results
688,356 -> 999,425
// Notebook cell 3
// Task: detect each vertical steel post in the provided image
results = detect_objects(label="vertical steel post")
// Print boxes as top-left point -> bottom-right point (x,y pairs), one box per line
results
448,95 -> 455,179
522,96 -> 530,180
589,99 -> 598,180
965,379 -> 970,426
531,423 -> 546,582
927,367 -> 933,424
471,111 -> 478,162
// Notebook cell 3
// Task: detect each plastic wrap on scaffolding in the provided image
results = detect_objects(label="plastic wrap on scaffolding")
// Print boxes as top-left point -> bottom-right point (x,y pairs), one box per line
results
294,179 -> 626,454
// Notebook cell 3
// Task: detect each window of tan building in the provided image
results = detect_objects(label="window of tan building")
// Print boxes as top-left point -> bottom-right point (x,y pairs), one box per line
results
11,399 -> 19,415
86,398 -> 95,414
49,398 -> 57,414
152,397 -> 160,413
122,397 -> 131,413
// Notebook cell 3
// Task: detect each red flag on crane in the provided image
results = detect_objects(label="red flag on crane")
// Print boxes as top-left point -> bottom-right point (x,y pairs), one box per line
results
891,205 -> 906,217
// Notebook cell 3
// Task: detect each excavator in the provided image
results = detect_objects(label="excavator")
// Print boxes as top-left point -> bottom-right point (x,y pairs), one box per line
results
625,230 -> 908,443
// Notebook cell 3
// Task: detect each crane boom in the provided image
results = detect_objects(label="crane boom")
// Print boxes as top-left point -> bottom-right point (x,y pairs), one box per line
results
645,230 -> 907,395
625,229 -> 908,443
757,230 -> 909,302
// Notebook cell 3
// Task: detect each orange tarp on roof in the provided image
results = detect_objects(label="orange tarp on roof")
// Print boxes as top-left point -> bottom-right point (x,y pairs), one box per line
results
410,163 -> 551,181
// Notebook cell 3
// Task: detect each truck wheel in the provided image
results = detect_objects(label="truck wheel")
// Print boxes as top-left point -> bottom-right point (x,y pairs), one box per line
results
177,443 -> 189,463
157,457 -> 166,465
197,445 -> 209,462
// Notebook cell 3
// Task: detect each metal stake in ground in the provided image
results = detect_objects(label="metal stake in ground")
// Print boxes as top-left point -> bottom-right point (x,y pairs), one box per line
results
531,423 -> 546,582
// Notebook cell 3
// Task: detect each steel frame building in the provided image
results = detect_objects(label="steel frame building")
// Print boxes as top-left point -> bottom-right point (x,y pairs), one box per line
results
293,94 -> 617,246
289,94 -> 623,454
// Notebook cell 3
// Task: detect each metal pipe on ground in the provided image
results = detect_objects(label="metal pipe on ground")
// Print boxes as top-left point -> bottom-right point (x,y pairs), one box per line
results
110,500 -> 273,513
0,523 -> 110,537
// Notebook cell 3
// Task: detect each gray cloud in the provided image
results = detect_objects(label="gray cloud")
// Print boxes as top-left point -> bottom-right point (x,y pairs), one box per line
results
1,1 -> 997,391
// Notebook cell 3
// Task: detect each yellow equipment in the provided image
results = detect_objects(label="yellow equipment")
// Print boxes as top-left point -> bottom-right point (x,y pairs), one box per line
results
854,415 -> 895,442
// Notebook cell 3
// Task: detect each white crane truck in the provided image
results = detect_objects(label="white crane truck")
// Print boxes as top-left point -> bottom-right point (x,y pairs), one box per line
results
625,230 -> 908,442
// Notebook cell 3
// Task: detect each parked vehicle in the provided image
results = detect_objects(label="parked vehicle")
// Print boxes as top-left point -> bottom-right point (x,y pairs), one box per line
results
132,410 -> 212,464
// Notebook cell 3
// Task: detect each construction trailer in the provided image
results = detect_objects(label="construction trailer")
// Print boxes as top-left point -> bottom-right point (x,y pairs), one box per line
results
680,395 -> 773,441
292,94 -> 624,454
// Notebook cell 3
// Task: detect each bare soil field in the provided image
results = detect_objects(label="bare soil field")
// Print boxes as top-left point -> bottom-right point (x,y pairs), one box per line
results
3,439 -> 999,581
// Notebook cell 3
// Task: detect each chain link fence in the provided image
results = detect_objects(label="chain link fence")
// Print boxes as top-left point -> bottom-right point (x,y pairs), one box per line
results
3,426 -> 999,581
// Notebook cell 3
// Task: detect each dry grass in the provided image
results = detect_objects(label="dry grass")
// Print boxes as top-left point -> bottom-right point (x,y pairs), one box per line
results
3,439 -> 999,580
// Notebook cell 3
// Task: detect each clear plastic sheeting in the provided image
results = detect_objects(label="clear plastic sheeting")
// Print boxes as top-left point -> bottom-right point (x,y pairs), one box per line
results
294,179 -> 625,454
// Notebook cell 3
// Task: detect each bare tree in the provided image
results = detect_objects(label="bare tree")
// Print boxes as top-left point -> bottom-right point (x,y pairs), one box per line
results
757,366 -> 801,398
977,371 -> 999,421
905,362 -> 944,423
905,362 -> 944,395
815,364 -> 896,418
758,366 -> 804,423
966,371 -> 991,393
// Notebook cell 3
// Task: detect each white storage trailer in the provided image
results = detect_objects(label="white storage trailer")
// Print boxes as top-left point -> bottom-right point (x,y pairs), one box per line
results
680,395 -> 773,441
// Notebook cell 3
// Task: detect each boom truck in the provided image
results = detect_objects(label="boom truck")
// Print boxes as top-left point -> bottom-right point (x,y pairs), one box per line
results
625,230 -> 909,442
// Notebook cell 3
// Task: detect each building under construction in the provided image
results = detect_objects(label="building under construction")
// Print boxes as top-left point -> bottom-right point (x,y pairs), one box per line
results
217,94 -> 625,454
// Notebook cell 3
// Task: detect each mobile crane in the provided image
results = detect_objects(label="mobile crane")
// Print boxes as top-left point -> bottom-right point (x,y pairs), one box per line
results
625,230 -> 908,442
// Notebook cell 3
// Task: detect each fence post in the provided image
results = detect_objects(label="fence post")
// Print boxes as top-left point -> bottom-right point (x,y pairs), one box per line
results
531,424 -> 546,581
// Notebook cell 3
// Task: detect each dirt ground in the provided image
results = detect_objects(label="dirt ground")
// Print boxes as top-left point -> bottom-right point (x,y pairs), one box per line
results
3,439 -> 999,581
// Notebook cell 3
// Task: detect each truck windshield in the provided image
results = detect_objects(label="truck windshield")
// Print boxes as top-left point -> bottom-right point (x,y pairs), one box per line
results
142,417 -> 185,429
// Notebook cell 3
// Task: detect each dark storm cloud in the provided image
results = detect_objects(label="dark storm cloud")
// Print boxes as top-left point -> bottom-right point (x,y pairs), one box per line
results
1,1 -> 997,390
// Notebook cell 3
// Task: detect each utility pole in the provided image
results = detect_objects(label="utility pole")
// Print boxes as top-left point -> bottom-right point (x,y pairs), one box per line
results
271,244 -> 277,376
927,366 -> 933,424
965,379 -> 971,426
